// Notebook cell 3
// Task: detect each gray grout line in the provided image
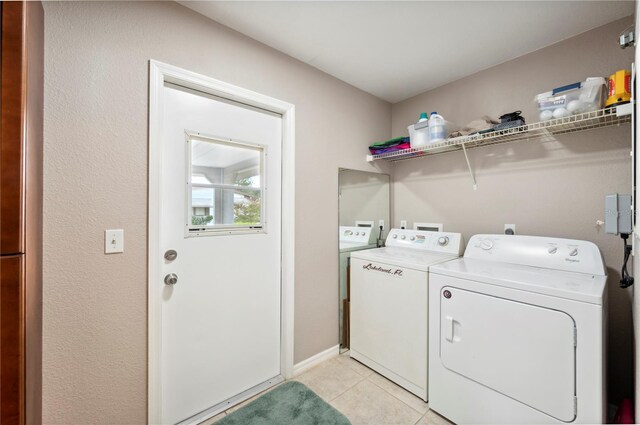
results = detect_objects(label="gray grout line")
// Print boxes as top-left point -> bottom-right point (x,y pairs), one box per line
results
365,374 -> 426,416
413,413 -> 427,425
325,373 -> 368,403
289,357 -> 368,404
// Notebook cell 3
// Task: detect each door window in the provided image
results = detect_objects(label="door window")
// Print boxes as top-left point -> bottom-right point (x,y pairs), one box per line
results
186,133 -> 265,235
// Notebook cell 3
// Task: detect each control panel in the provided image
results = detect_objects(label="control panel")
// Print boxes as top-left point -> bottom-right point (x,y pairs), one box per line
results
465,234 -> 606,276
385,228 -> 463,255
340,226 -> 373,244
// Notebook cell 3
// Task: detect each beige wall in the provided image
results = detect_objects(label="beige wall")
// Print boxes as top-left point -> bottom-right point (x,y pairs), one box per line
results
391,16 -> 634,404
42,2 -> 390,423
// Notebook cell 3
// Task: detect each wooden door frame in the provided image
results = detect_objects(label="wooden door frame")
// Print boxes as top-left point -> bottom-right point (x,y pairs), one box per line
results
1,2 -> 44,424
147,60 -> 296,424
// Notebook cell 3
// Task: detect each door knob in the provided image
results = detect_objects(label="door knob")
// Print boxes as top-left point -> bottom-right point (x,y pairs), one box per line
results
164,249 -> 178,261
164,273 -> 178,285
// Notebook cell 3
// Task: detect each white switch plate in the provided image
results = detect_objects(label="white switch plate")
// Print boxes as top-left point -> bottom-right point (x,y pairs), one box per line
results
105,229 -> 124,254
400,220 -> 407,229
504,224 -> 516,235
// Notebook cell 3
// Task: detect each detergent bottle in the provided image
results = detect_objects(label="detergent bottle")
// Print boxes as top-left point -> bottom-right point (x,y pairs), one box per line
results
428,112 -> 446,143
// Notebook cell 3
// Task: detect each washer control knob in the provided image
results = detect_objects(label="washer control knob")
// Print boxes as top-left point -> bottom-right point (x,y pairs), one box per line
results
392,234 -> 398,239
346,230 -> 353,236
548,247 -> 558,254
480,239 -> 493,250
362,232 -> 366,237
410,236 -> 416,241
569,248 -> 578,257
401,235 -> 406,240
438,236 -> 449,246
356,232 -> 360,236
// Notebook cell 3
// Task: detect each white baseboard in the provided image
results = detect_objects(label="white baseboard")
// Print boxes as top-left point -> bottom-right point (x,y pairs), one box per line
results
292,344 -> 340,377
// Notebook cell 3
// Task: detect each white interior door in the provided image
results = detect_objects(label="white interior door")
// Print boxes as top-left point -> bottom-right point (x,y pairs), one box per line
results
159,82 -> 282,424
439,286 -> 576,422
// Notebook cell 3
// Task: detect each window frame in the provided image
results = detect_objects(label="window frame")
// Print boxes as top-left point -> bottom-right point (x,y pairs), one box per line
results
185,130 -> 267,237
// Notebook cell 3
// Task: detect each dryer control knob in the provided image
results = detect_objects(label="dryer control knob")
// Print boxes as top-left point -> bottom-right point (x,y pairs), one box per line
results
480,239 -> 493,250
392,234 -> 398,239
410,236 -> 416,241
438,236 -> 449,246
548,247 -> 558,254
569,248 -> 578,257
401,235 -> 406,240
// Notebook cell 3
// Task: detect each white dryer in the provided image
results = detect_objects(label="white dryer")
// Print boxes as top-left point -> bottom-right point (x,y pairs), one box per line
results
429,234 -> 607,424
350,229 -> 463,401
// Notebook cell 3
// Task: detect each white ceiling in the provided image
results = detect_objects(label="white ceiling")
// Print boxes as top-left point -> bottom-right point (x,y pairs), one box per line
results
180,1 -> 635,103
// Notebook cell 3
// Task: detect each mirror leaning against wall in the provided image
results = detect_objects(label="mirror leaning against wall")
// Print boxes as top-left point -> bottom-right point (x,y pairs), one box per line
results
338,168 -> 390,354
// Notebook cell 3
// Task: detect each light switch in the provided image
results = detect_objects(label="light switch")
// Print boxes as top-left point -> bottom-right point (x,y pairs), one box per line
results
105,229 -> 124,254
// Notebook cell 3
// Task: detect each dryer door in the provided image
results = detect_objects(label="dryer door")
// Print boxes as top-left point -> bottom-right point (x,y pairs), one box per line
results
440,286 -> 576,422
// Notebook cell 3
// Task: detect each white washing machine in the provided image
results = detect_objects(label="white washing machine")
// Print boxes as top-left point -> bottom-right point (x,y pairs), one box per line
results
429,234 -> 607,424
350,228 -> 464,401
340,226 -> 377,349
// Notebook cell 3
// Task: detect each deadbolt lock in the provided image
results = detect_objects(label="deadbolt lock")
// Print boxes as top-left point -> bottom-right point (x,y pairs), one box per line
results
164,250 -> 178,261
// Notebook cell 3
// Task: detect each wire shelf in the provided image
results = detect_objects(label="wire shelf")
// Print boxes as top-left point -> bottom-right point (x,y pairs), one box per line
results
367,106 -> 632,163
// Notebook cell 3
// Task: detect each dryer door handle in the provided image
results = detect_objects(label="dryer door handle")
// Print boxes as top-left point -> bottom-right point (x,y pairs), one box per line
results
444,316 -> 461,343
444,316 -> 454,342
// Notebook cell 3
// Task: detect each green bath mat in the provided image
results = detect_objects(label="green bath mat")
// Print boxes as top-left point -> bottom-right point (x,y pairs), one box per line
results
217,381 -> 350,425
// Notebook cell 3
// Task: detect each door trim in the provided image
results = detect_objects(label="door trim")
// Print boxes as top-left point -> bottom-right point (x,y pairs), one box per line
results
147,60 -> 296,424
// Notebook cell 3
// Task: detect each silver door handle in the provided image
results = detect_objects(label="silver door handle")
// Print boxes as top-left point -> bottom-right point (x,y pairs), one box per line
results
164,249 -> 178,261
164,273 -> 178,285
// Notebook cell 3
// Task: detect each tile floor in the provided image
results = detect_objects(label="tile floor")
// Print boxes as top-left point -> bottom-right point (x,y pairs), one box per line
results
200,352 -> 454,425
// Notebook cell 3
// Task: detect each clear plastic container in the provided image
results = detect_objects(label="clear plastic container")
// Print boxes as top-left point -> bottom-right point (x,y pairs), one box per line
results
428,113 -> 446,143
534,77 -> 606,121
408,113 -> 430,148
408,122 -> 430,148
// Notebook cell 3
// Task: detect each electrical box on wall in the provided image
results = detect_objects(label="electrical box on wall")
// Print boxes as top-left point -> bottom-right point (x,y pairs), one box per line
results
605,194 -> 632,235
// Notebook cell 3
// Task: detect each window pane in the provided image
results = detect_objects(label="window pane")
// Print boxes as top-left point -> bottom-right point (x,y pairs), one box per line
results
191,139 -> 260,186
190,187 -> 261,227
191,187 -> 215,226
188,135 -> 264,233
234,174 -> 260,188
232,188 -> 261,226
192,174 -> 212,185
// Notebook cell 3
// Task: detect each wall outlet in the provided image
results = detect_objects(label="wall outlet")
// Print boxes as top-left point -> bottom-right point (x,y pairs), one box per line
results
400,220 -> 407,229
105,229 -> 124,254
504,224 -> 516,235
379,219 -> 385,229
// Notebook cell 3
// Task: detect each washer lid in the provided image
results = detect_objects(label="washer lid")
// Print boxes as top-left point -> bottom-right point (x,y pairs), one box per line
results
430,257 -> 607,305
350,246 -> 460,271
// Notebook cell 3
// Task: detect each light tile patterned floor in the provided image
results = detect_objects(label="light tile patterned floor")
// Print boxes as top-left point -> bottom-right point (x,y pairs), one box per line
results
200,352 -> 454,425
